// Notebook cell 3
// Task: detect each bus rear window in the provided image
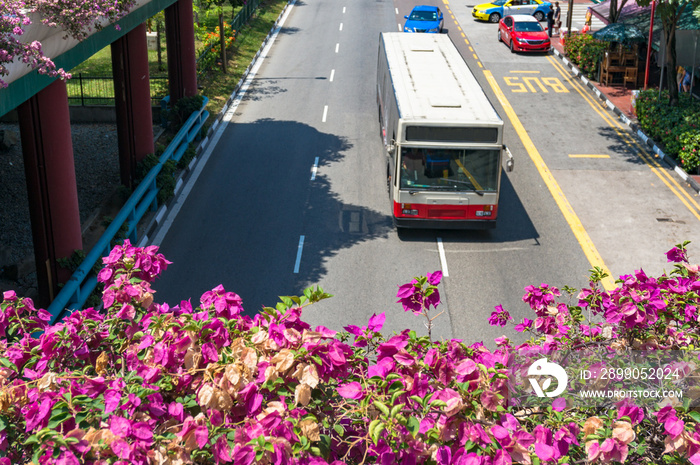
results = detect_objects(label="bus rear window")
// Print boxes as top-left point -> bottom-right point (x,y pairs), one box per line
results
405,126 -> 499,143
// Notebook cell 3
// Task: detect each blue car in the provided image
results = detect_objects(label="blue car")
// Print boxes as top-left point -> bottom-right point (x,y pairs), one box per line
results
404,5 -> 444,33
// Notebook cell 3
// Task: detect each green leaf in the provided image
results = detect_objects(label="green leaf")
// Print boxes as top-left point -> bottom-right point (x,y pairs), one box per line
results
688,411 -> 700,423
406,416 -> 420,438
333,424 -> 344,437
371,422 -> 385,445
48,411 -> 73,429
390,403 -> 405,419
372,400 -> 390,417
368,419 -> 381,439
390,390 -> 406,405
429,399 -> 447,409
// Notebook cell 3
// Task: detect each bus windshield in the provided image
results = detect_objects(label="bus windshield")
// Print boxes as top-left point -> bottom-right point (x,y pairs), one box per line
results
399,147 -> 499,192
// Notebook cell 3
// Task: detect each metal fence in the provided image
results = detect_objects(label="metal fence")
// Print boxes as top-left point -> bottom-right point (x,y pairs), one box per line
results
66,73 -> 169,106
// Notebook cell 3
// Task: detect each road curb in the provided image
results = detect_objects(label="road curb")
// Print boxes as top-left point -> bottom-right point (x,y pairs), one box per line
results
551,47 -> 700,195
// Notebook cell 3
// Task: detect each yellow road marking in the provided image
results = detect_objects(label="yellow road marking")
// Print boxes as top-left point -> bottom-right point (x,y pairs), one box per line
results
569,154 -> 610,158
510,70 -> 541,74
483,69 -> 616,290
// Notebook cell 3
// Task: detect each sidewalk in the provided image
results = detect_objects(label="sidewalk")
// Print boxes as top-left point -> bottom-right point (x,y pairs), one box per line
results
550,35 -> 637,119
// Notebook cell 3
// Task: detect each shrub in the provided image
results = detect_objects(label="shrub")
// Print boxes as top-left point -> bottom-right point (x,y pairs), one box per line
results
635,90 -> 700,172
563,33 -> 606,79
1,241 -> 700,464
168,95 -> 206,129
135,153 -> 177,205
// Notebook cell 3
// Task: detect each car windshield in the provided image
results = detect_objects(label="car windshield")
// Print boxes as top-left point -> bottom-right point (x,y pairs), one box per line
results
399,147 -> 500,192
492,0 -> 508,5
514,21 -> 544,32
409,10 -> 438,21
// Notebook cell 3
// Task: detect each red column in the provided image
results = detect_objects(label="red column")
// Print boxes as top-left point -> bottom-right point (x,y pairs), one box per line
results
17,80 -> 82,306
111,22 -> 155,188
165,0 -> 198,104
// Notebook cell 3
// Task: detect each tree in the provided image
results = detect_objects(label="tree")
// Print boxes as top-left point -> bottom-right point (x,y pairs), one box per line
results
201,0 -> 244,74
637,0 -> 700,106
608,0 -> 631,24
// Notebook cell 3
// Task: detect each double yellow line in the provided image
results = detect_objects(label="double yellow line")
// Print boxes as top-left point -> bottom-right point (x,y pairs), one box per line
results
546,55 -> 700,223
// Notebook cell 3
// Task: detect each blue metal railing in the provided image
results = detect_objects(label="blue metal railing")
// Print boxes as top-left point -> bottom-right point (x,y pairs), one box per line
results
47,97 -> 210,324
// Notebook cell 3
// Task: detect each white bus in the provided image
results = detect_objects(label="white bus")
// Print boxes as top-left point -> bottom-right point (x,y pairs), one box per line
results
377,32 -> 512,229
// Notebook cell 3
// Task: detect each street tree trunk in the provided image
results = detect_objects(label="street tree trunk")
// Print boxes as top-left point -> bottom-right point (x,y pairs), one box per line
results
219,13 -> 227,74
663,21 -> 679,106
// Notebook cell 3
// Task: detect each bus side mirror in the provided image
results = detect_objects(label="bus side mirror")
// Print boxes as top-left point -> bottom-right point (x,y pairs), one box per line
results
387,140 -> 397,155
504,145 -> 514,172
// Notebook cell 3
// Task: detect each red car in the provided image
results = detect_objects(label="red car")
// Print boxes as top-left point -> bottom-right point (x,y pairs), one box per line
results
497,14 -> 551,53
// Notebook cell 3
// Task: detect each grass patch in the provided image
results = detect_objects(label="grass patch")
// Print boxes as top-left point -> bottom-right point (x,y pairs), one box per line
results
198,0 -> 289,118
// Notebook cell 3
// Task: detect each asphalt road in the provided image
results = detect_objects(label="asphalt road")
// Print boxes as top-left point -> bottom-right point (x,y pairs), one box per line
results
151,0 -> 700,347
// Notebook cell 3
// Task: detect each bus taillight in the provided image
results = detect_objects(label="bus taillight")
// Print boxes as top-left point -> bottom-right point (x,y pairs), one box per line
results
401,204 -> 419,215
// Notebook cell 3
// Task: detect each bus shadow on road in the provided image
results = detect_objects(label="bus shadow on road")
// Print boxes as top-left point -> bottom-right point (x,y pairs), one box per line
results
396,173 -> 539,244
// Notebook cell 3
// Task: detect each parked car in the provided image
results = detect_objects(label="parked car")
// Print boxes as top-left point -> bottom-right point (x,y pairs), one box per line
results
472,0 -> 552,23
404,5 -> 444,33
498,15 -> 551,52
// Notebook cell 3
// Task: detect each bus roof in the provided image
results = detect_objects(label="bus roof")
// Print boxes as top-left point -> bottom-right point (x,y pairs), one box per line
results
380,32 -> 502,127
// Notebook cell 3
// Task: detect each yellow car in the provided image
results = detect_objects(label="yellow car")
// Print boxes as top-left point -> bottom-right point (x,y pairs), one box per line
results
472,0 -> 552,23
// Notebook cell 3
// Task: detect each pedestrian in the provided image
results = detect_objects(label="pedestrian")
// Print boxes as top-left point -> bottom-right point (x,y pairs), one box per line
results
546,7 -> 554,37
680,67 -> 692,93
553,1 -> 561,36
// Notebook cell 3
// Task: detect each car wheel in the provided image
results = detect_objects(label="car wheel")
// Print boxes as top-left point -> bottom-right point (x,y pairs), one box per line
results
489,12 -> 501,23
510,40 -> 515,53
498,29 -> 502,42
534,11 -> 545,21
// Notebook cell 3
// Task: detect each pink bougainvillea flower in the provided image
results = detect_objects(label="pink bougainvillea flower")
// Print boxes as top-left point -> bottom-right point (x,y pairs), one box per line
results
616,398 -> 644,425
514,317 -> 533,332
551,397 -> 566,412
337,381 -> 364,400
214,435 -> 232,463
396,281 -> 424,314
488,305 -> 512,327
666,245 -> 688,263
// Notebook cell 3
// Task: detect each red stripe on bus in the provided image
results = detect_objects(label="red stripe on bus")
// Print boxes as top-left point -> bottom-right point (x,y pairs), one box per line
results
393,201 -> 498,221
